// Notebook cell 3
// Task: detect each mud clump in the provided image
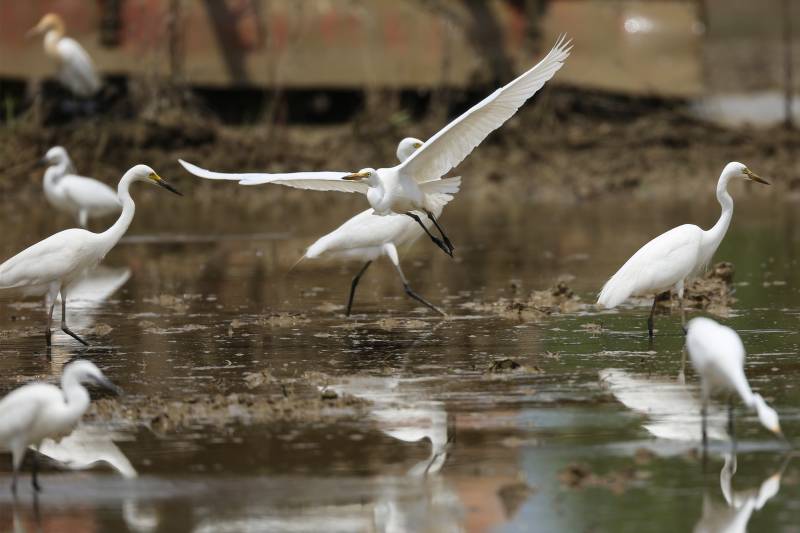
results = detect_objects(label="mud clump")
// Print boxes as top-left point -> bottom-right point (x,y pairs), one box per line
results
88,389 -> 371,432
558,462 -> 644,495
473,281 -> 585,320
259,313 -> 310,327
663,261 -> 736,315
497,482 -> 536,518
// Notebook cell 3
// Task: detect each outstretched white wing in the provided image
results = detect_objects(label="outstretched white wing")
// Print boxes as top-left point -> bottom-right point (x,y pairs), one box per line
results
178,159 -> 368,194
399,35 -> 571,184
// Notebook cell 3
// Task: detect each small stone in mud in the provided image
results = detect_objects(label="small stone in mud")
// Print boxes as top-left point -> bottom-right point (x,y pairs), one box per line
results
489,359 -> 521,372
259,312 -> 310,327
497,482 -> 536,518
243,370 -> 275,389
321,389 -> 338,400
90,323 -> 113,336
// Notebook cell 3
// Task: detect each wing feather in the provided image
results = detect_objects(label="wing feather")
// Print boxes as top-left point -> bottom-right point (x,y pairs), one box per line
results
178,159 -> 368,194
399,35 -> 571,183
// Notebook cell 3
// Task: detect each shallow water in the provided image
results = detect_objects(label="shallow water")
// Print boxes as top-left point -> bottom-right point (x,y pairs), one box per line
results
0,186 -> 798,532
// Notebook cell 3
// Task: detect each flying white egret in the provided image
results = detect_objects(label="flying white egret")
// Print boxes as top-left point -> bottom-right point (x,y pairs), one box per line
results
597,162 -> 769,337
298,137 -> 456,316
27,13 -> 101,98
179,36 -> 571,257
0,360 -> 120,493
42,146 -> 121,228
685,317 -> 782,449
0,164 -> 181,346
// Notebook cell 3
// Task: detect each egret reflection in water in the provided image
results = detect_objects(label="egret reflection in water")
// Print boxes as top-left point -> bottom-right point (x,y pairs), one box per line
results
694,453 -> 791,533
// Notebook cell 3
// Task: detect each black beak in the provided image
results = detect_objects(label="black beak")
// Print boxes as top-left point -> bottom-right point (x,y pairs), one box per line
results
94,375 -> 123,396
157,179 -> 183,196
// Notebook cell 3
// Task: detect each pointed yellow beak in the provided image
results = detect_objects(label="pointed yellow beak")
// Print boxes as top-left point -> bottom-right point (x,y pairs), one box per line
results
342,170 -> 370,181
744,168 -> 770,185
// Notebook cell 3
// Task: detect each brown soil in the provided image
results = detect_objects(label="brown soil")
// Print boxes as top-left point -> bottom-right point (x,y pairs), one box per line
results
2,88 -> 798,205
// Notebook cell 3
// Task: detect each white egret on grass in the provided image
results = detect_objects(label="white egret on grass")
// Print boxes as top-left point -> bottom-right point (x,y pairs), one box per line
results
685,317 -> 782,449
179,36 -> 571,257
597,162 -> 769,337
298,138 -> 456,316
27,13 -> 101,98
42,146 -> 121,228
0,360 -> 120,493
0,165 -> 181,346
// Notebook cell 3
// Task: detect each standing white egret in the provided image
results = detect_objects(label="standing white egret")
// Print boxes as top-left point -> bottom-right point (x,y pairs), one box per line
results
27,13 -> 101,98
298,137 -> 457,316
685,317 -> 782,449
0,165 -> 181,346
42,146 -> 121,228
179,36 -> 571,257
0,359 -> 120,493
597,162 -> 769,337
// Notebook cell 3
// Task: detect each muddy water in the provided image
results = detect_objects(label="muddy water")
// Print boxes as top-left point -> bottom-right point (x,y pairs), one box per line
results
0,185 -> 798,532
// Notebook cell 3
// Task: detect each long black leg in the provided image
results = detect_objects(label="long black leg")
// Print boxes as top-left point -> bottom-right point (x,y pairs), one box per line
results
405,212 -> 453,258
346,261 -> 372,317
404,283 -> 446,316
60,298 -> 88,346
424,210 -> 454,254
701,396 -> 708,463
45,298 -> 56,347
31,452 -> 41,492
647,295 -> 658,338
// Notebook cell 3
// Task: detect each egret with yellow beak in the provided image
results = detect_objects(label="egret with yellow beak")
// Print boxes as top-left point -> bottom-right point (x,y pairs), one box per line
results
0,165 -> 181,346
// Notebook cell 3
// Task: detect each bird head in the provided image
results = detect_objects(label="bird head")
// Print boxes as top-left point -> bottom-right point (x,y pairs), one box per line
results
723,162 -> 770,185
65,360 -> 122,395
752,393 -> 782,437
128,164 -> 182,196
396,137 -> 424,163
42,146 -> 69,166
27,13 -> 65,38
342,168 -> 379,185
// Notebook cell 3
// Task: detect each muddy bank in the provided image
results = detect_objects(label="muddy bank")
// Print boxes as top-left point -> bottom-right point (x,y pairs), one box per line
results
0,88 -> 795,207
87,371 -> 371,432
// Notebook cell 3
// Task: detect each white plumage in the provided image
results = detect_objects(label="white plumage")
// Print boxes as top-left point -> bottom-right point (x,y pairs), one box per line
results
0,360 -> 119,493
686,317 -> 782,446
0,164 -> 181,346
302,138 -> 456,316
597,162 -> 769,336
28,13 -> 101,98
42,146 -> 121,228
179,36 -> 571,256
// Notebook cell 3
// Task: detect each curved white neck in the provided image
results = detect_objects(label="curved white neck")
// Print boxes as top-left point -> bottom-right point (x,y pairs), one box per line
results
701,173 -> 734,261
96,171 -> 137,253
44,30 -> 63,58
60,373 -> 91,423
44,160 -> 70,188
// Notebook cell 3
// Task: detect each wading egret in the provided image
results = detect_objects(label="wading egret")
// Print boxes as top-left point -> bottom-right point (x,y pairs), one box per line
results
685,317 -> 782,449
299,137 -> 457,316
0,360 -> 120,493
42,146 -> 121,228
597,162 -> 769,337
179,36 -> 571,257
27,13 -> 101,98
0,165 -> 181,346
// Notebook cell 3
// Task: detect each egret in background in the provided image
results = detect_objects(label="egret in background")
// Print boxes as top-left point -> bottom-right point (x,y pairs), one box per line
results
0,360 -> 120,493
179,36 -> 571,257
0,165 -> 181,346
27,13 -> 101,98
685,317 -> 782,450
597,162 -> 769,337
42,146 -> 121,228
298,137 -> 456,316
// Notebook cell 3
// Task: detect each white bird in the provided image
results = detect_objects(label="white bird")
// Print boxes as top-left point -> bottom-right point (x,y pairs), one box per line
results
597,162 -> 769,337
27,13 -> 101,98
685,317 -> 782,449
0,164 -> 181,346
300,137 -> 455,316
0,359 -> 120,493
179,36 -> 572,257
42,146 -> 121,228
